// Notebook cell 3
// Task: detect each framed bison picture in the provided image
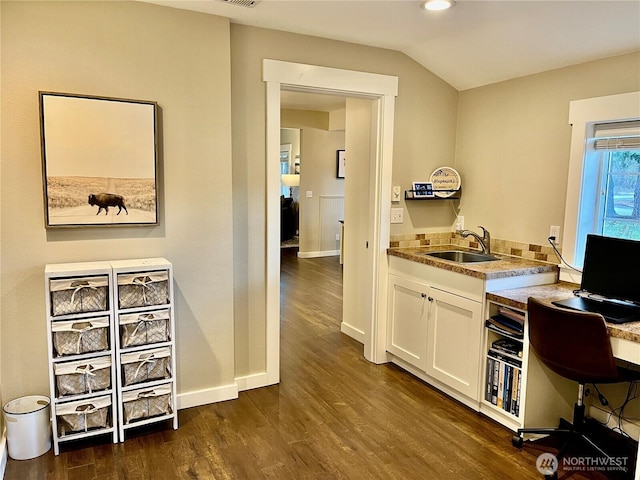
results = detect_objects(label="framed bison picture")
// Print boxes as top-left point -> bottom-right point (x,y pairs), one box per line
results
39,92 -> 159,228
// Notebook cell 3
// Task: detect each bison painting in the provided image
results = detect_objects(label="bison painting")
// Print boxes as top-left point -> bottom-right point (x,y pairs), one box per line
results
88,193 -> 128,215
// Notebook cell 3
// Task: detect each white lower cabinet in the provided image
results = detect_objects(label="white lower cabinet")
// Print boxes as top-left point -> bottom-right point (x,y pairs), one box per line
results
386,257 -> 483,405
387,275 -> 429,371
425,287 -> 483,400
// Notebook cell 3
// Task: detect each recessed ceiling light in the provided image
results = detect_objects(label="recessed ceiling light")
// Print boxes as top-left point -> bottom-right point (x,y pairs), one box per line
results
421,0 -> 456,11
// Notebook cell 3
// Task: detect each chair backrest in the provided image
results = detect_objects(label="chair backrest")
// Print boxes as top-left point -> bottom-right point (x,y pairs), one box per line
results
527,297 -> 620,384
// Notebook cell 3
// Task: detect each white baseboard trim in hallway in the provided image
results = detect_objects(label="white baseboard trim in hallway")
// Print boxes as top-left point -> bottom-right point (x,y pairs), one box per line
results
297,250 -> 339,259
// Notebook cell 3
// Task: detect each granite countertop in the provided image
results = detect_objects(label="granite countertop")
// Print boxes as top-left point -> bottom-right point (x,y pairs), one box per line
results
487,281 -> 640,344
387,246 -> 559,280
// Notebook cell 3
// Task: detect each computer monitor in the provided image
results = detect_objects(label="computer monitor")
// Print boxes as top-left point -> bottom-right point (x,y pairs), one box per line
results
581,234 -> 640,306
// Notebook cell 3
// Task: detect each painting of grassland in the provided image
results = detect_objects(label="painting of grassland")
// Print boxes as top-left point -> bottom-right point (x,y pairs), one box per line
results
46,176 -> 156,226
41,92 -> 158,227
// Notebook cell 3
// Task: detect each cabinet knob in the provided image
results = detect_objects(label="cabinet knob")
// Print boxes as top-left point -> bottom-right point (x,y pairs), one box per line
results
421,293 -> 427,298
427,296 -> 434,302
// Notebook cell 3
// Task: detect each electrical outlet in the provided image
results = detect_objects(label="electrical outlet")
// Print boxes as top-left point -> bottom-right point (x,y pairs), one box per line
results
335,233 -> 340,241
549,225 -> 561,243
306,191 -> 313,198
391,208 -> 404,224
455,215 -> 464,231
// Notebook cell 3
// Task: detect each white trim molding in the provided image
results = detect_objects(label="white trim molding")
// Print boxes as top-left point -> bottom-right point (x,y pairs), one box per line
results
176,383 -> 239,410
562,91 -> 640,282
263,60 -> 398,388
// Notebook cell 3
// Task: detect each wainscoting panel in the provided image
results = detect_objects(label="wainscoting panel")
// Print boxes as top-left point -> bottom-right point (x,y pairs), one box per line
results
319,195 -> 344,254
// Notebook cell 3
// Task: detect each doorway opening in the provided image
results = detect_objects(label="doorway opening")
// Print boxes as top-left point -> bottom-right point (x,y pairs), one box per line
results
264,59 -> 398,387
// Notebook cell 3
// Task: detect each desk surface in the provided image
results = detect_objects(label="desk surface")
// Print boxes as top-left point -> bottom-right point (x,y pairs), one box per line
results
487,281 -> 640,345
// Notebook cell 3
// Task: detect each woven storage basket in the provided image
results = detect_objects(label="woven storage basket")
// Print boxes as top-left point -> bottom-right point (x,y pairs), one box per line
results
122,384 -> 172,424
56,396 -> 111,436
119,310 -> 170,348
117,272 -> 169,309
121,347 -> 171,386
50,276 -> 108,316
54,356 -> 112,397
52,317 -> 109,357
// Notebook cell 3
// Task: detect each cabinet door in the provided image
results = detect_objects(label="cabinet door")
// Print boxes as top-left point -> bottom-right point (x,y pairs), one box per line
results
426,287 -> 483,399
386,275 -> 429,371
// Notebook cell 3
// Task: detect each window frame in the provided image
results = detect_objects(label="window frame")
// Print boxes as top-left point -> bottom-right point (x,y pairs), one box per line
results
561,91 -> 640,284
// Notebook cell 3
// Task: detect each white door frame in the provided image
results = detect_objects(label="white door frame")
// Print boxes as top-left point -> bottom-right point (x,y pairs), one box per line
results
263,59 -> 397,384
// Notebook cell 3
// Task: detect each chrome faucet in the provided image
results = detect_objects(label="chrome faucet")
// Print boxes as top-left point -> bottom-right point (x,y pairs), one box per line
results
459,226 -> 491,254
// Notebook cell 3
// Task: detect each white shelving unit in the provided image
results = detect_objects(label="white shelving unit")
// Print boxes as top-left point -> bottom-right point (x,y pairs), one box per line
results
45,258 -> 178,455
480,300 -> 527,432
45,261 -> 118,455
480,299 -> 575,433
110,258 -> 178,442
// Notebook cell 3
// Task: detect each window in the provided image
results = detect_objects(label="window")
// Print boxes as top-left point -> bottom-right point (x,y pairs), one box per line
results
590,122 -> 640,240
562,92 -> 640,282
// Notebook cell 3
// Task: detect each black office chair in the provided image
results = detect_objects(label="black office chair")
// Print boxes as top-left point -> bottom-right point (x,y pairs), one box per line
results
512,297 -> 637,478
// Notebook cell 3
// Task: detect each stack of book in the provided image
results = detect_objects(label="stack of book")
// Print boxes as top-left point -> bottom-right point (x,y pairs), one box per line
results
485,307 -> 526,416
485,307 -> 525,338
486,338 -> 523,416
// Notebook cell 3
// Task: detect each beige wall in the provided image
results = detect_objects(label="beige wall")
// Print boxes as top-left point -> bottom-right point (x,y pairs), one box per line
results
231,24 -> 459,377
282,109 -> 345,255
455,52 -> 640,246
1,2 -> 235,404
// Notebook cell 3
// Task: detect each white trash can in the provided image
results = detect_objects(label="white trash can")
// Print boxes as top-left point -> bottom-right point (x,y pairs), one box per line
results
3,395 -> 52,460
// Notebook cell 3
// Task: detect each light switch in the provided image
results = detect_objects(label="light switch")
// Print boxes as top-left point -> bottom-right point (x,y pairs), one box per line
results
392,185 -> 401,202
306,191 -> 313,198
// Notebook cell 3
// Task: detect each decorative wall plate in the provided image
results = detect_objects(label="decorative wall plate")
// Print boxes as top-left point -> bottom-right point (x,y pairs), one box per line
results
429,167 -> 461,198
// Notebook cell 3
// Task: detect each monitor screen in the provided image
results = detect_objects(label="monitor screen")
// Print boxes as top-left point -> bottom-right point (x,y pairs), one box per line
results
581,234 -> 640,306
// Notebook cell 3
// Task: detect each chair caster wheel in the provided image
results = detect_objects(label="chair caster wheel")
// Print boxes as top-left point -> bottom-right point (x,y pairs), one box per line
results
512,435 -> 523,448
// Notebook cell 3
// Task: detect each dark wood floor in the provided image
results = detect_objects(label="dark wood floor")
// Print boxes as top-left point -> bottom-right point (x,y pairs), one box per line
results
5,249 -> 626,479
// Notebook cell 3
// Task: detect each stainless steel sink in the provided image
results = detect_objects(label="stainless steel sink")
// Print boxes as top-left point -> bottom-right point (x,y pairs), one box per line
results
422,250 -> 499,263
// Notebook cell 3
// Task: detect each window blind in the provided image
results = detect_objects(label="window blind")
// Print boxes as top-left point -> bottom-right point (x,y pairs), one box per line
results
593,120 -> 640,150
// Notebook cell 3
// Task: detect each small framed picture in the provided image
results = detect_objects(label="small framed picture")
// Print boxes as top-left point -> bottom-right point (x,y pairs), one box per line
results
412,182 -> 434,198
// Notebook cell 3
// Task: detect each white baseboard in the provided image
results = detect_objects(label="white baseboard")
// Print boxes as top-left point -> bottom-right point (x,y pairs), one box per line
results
176,373 -> 279,410
176,383 -> 238,410
1,430 -> 7,480
340,322 -> 365,344
297,250 -> 339,259
235,372 -> 274,392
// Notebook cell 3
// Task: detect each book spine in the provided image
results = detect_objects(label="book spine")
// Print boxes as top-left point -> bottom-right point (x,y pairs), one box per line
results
510,368 -> 519,415
497,362 -> 505,409
486,357 -> 494,402
503,364 -> 511,413
515,369 -> 522,417
491,358 -> 499,405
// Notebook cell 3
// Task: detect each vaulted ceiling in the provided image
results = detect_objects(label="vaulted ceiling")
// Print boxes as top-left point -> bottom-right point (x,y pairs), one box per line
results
143,0 -> 640,91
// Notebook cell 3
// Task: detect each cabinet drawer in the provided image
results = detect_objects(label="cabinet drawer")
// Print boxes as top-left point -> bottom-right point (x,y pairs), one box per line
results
56,395 -> 112,437
122,384 -> 173,425
54,356 -> 112,397
50,276 -> 109,316
117,271 -> 169,309
120,347 -> 172,386
51,317 -> 110,357
119,309 -> 170,348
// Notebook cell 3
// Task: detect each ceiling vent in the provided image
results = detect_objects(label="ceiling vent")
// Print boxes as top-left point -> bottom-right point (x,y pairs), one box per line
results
220,0 -> 257,7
